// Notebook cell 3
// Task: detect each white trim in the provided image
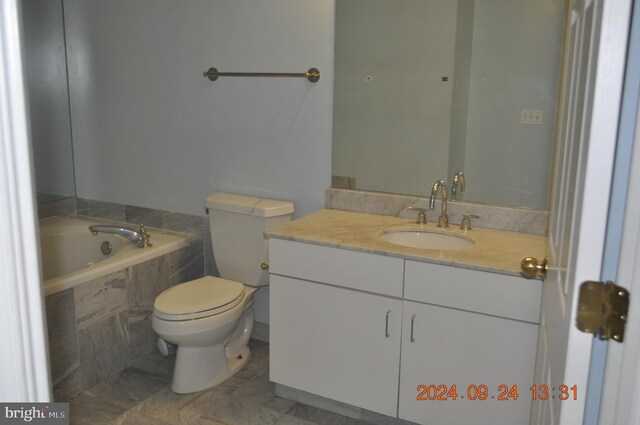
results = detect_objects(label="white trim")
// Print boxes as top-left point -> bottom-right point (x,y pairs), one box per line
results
599,78 -> 640,425
0,0 -> 51,401
597,0 -> 640,421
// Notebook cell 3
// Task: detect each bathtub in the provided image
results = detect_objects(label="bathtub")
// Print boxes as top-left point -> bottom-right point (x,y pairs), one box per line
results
40,216 -> 189,296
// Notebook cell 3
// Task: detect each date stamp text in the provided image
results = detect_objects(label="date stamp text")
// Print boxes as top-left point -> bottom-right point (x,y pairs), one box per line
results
416,385 -> 578,401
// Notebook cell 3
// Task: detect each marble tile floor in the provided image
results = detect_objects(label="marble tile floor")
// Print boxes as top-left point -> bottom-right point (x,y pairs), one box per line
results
68,340 -> 376,425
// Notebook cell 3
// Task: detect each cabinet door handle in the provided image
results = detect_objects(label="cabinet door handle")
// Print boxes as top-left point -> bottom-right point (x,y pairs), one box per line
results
410,314 -> 416,342
385,310 -> 391,338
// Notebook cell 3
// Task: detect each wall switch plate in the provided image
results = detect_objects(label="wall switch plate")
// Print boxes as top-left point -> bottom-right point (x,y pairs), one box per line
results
520,109 -> 543,125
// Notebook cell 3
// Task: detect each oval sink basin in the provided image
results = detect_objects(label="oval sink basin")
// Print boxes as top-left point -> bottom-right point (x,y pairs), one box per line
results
380,229 -> 474,250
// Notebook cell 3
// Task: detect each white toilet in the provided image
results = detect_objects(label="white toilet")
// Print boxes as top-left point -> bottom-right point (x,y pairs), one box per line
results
151,192 -> 294,393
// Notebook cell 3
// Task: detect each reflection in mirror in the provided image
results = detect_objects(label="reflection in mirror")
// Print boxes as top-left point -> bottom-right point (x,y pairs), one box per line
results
332,0 -> 564,209
22,0 -> 76,202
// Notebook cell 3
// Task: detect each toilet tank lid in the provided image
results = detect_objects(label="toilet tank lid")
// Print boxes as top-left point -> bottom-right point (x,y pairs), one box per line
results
205,192 -> 294,217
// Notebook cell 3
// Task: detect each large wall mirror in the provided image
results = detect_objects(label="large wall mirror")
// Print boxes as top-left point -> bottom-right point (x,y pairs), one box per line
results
22,0 -> 76,202
332,0 -> 565,210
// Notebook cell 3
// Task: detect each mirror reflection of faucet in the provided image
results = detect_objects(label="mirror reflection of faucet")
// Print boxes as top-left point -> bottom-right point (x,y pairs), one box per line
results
452,171 -> 465,200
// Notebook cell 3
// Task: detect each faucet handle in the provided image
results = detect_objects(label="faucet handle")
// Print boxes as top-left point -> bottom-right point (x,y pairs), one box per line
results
407,206 -> 427,225
460,214 -> 481,231
138,224 -> 153,248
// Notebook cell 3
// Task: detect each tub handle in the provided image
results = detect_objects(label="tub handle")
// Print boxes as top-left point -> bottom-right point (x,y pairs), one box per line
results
138,224 -> 153,248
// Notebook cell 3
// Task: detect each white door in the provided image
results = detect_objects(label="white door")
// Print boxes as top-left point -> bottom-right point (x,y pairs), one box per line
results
531,1 -> 632,424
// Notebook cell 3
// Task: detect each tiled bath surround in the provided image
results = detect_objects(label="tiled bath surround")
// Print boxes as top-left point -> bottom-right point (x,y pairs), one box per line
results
39,197 -> 213,400
38,196 -> 217,276
37,195 -> 77,218
45,237 -> 205,401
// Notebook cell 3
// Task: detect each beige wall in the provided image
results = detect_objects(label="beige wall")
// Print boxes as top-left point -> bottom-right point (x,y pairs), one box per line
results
65,0 -> 335,217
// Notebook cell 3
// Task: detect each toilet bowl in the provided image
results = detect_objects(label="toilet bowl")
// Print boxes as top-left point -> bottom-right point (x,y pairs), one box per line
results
151,192 -> 294,394
152,276 -> 257,393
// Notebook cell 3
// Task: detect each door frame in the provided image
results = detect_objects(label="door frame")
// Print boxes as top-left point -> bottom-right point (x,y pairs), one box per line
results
0,0 -> 51,401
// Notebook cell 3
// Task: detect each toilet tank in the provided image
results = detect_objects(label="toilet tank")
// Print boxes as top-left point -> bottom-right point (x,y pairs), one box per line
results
205,193 -> 294,287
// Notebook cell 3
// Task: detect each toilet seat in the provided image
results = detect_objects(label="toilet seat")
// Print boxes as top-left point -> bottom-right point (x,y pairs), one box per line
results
154,276 -> 245,321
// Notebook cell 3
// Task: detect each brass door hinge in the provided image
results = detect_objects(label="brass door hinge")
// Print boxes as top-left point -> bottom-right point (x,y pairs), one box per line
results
577,281 -> 629,342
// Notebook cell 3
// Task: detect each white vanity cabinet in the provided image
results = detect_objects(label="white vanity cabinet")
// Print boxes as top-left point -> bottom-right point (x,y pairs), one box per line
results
269,239 -> 405,417
269,239 -> 542,424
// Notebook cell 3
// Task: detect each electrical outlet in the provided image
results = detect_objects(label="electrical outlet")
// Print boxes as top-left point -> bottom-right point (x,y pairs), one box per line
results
520,109 -> 543,125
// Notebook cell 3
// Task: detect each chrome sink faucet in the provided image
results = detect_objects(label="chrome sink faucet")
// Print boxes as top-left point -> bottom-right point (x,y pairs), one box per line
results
429,179 -> 449,228
89,224 -> 152,248
452,171 -> 465,200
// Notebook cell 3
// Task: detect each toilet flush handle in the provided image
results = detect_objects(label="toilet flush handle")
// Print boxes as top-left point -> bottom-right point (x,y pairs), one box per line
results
261,262 -> 269,271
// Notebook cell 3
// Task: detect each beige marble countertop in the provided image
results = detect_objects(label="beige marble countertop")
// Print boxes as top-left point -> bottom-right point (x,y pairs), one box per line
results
266,209 -> 547,277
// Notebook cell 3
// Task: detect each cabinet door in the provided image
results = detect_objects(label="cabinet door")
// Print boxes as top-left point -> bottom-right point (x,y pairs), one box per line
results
399,301 -> 538,425
270,275 -> 402,417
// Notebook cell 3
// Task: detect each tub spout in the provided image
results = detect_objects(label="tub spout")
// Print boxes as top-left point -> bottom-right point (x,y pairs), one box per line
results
89,224 -> 151,248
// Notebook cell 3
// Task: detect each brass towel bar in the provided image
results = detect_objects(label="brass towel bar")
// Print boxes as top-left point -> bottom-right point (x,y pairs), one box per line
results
202,67 -> 320,83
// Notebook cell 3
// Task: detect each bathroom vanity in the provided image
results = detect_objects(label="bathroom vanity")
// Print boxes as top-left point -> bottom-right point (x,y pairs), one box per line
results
267,209 -> 545,425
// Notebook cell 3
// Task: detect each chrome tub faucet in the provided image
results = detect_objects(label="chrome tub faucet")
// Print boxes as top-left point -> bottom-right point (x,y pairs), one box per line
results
89,224 -> 152,248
